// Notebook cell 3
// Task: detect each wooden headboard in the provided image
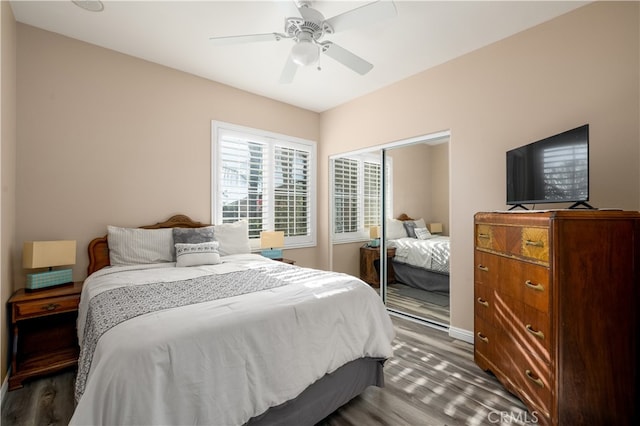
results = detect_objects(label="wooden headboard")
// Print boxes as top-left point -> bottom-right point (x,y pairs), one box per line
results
87,214 -> 211,276
396,213 -> 415,221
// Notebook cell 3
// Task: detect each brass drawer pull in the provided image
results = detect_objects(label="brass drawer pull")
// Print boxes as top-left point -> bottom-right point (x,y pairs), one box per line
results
525,239 -> 544,248
477,332 -> 489,343
525,324 -> 545,340
525,280 -> 544,292
477,297 -> 489,307
478,233 -> 490,240
525,369 -> 545,388
42,303 -> 61,311
477,264 -> 489,272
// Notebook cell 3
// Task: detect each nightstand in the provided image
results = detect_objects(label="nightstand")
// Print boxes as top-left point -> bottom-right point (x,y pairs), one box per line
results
359,245 -> 396,287
8,282 -> 83,390
277,258 -> 295,265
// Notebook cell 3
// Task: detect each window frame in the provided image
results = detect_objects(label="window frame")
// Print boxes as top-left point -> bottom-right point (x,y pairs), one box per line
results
211,121 -> 317,250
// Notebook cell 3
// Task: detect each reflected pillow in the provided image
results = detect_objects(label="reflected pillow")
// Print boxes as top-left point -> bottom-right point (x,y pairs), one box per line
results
415,227 -> 433,240
386,219 -> 408,240
403,221 -> 417,238
175,242 -> 221,267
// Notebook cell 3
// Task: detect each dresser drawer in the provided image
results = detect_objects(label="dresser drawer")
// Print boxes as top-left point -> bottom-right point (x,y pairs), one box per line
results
497,293 -> 551,362
13,294 -> 80,321
497,337 -> 552,420
497,257 -> 550,313
474,283 -> 495,324
520,227 -> 549,263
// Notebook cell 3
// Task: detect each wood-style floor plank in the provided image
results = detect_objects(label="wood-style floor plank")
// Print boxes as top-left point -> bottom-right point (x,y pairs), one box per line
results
1,316 -> 532,425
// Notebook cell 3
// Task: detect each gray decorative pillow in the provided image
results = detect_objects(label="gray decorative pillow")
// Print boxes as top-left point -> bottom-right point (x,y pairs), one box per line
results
415,227 -> 433,240
175,242 -> 221,267
173,226 -> 215,245
403,221 -> 417,238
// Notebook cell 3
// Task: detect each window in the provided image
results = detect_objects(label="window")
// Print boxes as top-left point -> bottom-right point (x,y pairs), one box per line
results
212,121 -> 316,249
331,153 -> 384,243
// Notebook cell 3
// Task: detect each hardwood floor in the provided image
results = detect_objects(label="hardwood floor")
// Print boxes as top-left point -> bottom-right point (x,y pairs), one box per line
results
386,283 -> 450,326
1,316 -> 532,425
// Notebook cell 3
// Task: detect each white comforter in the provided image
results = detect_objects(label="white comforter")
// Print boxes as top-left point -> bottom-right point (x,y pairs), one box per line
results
388,236 -> 450,274
71,254 -> 394,426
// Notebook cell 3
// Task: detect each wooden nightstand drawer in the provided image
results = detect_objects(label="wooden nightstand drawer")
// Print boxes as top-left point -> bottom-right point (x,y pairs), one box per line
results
13,294 -> 80,321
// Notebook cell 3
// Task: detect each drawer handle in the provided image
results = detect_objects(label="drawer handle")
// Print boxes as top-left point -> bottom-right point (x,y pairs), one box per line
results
41,303 -> 61,311
477,332 -> 489,343
476,297 -> 489,307
525,324 -> 545,340
477,264 -> 489,272
525,239 -> 544,248
525,369 -> 545,388
525,280 -> 544,292
478,233 -> 490,240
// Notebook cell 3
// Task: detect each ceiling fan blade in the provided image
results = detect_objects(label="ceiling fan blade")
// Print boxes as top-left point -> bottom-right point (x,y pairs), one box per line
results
209,33 -> 287,45
279,54 -> 298,84
326,0 -> 397,33
321,42 -> 373,75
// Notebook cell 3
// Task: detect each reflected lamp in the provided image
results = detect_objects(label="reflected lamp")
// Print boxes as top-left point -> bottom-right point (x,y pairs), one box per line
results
23,240 -> 76,290
369,226 -> 380,247
428,223 -> 443,234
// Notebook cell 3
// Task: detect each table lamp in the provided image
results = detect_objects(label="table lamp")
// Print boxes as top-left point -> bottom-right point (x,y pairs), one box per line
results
428,223 -> 443,234
369,226 -> 380,247
23,240 -> 76,290
260,231 -> 284,260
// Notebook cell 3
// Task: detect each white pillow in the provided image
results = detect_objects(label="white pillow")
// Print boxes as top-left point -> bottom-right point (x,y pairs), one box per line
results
386,219 -> 408,240
414,218 -> 427,229
415,227 -> 433,240
213,220 -> 251,256
107,226 -> 174,266
175,242 -> 221,267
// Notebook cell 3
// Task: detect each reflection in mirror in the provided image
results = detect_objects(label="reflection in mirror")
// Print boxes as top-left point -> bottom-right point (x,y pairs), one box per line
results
383,137 -> 450,328
329,130 -> 450,329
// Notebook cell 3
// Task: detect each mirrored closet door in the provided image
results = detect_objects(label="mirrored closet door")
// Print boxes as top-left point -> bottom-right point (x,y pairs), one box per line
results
329,130 -> 450,328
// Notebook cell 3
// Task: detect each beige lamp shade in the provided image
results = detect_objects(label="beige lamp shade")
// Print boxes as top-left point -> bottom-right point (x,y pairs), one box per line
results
369,226 -> 380,239
428,223 -> 443,234
23,240 -> 77,269
260,231 -> 285,249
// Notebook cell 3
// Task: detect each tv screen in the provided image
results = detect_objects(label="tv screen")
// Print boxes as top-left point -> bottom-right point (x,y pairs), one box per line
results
506,124 -> 589,208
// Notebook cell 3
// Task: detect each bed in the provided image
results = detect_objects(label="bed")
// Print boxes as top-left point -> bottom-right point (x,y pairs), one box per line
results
386,214 -> 450,294
70,215 -> 394,426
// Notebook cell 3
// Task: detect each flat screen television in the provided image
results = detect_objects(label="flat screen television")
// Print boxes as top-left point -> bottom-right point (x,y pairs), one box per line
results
506,124 -> 590,209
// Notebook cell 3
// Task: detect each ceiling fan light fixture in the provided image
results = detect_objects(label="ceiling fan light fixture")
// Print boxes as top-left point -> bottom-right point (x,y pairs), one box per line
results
72,0 -> 104,12
291,40 -> 319,66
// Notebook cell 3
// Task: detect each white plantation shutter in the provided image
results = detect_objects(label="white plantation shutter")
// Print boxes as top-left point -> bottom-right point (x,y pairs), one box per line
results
333,158 -> 359,234
332,154 -> 384,243
212,122 -> 316,248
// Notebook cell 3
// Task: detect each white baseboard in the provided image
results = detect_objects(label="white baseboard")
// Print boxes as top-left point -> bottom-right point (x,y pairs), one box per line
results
449,325 -> 473,344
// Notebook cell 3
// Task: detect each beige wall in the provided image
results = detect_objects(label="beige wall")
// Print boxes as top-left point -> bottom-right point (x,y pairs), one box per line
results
320,2 -> 640,333
1,0 -> 17,382
15,24 -> 321,290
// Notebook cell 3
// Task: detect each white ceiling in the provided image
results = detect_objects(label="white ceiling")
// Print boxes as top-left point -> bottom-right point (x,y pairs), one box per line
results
10,0 -> 588,112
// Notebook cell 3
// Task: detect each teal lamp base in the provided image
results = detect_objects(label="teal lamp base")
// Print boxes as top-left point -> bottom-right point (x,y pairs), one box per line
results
261,249 -> 283,260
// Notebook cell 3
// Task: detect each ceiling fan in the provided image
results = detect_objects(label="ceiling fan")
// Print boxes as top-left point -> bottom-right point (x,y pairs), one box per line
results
209,0 -> 397,84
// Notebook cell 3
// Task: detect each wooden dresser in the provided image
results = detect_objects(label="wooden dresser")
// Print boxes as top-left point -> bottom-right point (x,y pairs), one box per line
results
474,210 -> 639,425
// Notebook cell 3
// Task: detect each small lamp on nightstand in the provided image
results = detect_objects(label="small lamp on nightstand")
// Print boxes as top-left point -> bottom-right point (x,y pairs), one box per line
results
369,226 -> 380,247
23,240 -> 76,290
260,231 -> 285,260
428,223 -> 443,234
